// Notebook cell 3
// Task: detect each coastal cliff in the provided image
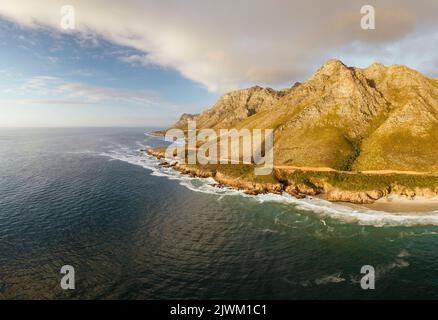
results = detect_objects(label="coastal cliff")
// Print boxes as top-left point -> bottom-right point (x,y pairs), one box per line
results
148,60 -> 438,205
147,148 -> 438,204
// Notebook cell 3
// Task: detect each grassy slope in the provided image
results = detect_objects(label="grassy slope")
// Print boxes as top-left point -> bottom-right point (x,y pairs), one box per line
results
355,125 -> 438,172
155,63 -> 438,195
275,170 -> 438,192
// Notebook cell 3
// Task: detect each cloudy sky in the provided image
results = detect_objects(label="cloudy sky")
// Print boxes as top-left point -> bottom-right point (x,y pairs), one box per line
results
0,0 -> 437,127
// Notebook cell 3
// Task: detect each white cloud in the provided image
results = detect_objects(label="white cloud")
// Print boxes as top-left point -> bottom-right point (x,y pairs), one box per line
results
20,75 -> 160,105
0,0 -> 437,92
3,98 -> 93,105
58,82 -> 159,104
118,54 -> 149,66
22,76 -> 59,92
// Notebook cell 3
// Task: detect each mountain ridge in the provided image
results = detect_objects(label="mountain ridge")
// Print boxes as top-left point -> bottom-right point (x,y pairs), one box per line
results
168,59 -> 438,172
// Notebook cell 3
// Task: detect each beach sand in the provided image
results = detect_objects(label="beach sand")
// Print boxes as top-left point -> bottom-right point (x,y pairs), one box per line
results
361,196 -> 438,213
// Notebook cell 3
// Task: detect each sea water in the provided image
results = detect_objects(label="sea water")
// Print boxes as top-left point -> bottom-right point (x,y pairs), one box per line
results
1,127 -> 438,299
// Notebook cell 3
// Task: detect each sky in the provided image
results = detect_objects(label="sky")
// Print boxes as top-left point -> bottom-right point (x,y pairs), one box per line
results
0,0 -> 437,127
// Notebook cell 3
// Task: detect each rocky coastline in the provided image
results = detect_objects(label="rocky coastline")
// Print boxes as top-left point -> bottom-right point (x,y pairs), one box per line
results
146,148 -> 438,205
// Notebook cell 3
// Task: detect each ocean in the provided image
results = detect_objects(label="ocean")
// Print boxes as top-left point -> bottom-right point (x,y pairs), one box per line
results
1,127 -> 438,299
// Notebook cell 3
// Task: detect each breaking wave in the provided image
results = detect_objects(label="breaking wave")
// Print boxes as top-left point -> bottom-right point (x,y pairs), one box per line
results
94,142 -> 438,227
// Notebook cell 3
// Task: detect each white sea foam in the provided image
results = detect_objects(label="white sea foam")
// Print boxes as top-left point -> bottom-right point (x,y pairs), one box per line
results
95,142 -> 438,227
315,273 -> 346,285
259,228 -> 280,234
397,250 -> 411,258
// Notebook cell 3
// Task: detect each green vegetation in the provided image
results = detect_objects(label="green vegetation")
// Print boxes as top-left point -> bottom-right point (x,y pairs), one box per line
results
275,170 -> 438,192
341,138 -> 362,171
275,126 -> 356,170
161,60 -> 438,196
355,125 -> 438,172
183,163 -> 278,184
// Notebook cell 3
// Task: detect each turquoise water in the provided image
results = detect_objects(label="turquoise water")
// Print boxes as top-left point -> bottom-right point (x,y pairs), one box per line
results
1,127 -> 438,299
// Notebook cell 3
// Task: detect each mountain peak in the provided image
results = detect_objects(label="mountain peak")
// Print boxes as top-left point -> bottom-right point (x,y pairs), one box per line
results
313,59 -> 350,78
368,62 -> 386,69
386,64 -> 420,76
322,58 -> 346,67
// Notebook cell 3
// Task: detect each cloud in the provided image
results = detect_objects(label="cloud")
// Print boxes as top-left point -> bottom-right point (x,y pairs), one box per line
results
4,99 -> 94,106
20,75 -> 161,105
118,54 -> 149,66
0,0 -> 437,91
58,82 -> 159,104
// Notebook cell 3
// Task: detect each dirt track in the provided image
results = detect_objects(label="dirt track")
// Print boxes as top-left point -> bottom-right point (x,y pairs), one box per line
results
274,165 -> 436,176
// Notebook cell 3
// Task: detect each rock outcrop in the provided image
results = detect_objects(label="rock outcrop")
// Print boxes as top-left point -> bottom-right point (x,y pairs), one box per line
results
147,149 -> 438,204
171,85 -> 290,130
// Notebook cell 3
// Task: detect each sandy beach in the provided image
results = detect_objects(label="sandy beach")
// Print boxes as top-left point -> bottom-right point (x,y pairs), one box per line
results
360,195 -> 438,213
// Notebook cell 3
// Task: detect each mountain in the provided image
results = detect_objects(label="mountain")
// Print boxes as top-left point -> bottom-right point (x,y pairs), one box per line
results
170,59 -> 438,172
173,85 -> 291,130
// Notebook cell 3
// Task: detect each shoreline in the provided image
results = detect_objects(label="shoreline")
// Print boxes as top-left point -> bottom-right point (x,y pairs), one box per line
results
146,148 -> 438,213
361,195 -> 438,213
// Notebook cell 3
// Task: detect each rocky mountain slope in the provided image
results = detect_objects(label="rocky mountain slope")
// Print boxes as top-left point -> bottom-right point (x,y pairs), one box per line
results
170,59 -> 438,173
173,85 -> 291,130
